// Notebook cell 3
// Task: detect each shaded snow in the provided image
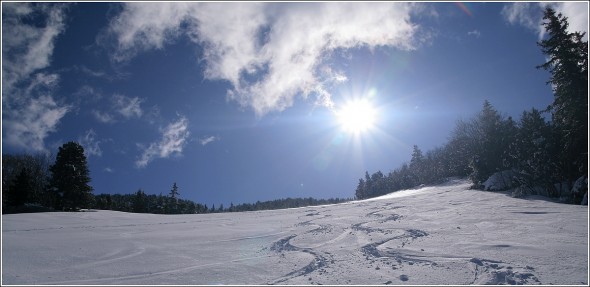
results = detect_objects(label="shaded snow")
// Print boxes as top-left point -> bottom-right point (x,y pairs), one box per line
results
483,170 -> 516,191
2,179 -> 588,285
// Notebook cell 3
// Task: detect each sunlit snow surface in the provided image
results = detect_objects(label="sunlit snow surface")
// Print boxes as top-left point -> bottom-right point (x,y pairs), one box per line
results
2,179 -> 588,285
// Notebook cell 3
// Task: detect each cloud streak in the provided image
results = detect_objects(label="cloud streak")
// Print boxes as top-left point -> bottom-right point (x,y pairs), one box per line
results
78,129 -> 103,158
199,136 -> 219,146
3,93 -> 70,152
91,93 -> 145,123
107,2 -> 423,116
113,93 -> 144,119
136,116 -> 190,168
2,3 -> 70,152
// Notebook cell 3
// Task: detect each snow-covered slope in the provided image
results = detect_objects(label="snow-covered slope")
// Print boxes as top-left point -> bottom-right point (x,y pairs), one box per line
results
2,179 -> 588,285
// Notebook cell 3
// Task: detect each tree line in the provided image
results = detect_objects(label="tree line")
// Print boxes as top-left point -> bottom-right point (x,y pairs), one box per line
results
2,142 -> 351,214
93,187 -> 351,215
356,8 -> 587,204
3,142 -> 93,213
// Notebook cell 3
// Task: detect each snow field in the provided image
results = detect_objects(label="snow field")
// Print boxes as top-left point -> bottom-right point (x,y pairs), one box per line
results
2,179 -> 587,285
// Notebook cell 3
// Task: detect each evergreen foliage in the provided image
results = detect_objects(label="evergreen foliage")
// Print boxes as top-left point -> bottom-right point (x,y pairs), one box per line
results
2,153 -> 52,207
537,7 -> 588,182
6,168 -> 33,206
49,142 -> 94,210
508,108 -> 556,192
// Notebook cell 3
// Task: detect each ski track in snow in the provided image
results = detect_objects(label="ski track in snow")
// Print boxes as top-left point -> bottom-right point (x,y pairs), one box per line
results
2,179 -> 587,285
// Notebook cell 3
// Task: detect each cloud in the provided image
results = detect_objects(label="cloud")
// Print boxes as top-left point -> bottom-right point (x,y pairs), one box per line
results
104,167 -> 114,173
502,2 -> 588,40
112,93 -> 144,119
3,93 -> 70,152
91,93 -> 145,123
136,116 -> 190,168
1,3 -> 70,152
107,2 -> 423,116
549,2 -> 589,40
467,30 -> 481,38
199,135 -> 219,146
92,110 -> 116,123
78,129 -> 103,158
2,3 -> 67,93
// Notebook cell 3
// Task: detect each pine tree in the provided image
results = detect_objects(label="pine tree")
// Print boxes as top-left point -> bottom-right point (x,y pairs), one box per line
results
355,178 -> 366,200
510,108 -> 555,192
169,182 -> 180,200
410,145 -> 424,184
2,153 -> 52,207
468,100 -> 510,185
167,182 -> 180,213
132,189 -> 148,213
49,142 -> 93,210
537,7 -> 588,181
6,168 -> 32,206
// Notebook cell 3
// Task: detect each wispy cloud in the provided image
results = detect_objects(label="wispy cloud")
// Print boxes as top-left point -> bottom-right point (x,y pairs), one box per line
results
2,3 -> 70,152
78,129 -> 103,158
92,110 -> 116,123
136,116 -> 190,168
3,93 -> 70,152
104,167 -> 114,173
112,93 -> 144,119
91,93 -> 144,123
2,3 -> 67,93
199,135 -> 219,146
502,2 -> 588,40
107,2 -> 424,116
467,30 -> 481,38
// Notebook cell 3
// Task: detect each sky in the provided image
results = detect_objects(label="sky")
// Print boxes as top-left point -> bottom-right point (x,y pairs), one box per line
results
2,1 -> 589,208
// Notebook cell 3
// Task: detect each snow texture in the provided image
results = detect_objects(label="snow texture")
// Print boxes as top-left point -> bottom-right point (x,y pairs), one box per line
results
483,170 -> 517,191
2,179 -> 588,285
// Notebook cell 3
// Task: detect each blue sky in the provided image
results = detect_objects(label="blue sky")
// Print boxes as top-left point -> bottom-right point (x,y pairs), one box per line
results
2,2 -> 588,207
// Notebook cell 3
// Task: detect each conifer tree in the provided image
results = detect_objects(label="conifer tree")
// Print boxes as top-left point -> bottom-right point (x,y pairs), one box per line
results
169,182 -> 180,200
537,7 -> 588,181
6,168 -> 32,206
49,142 -> 93,210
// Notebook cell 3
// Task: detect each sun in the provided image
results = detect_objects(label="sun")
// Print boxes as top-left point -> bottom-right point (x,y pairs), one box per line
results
335,99 -> 377,134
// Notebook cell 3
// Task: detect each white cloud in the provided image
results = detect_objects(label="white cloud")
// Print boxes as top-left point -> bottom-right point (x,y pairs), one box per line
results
92,110 -> 116,123
502,2 -> 588,40
78,129 -> 103,158
136,116 -> 190,168
104,167 -> 114,173
112,93 -> 144,119
91,94 -> 145,123
107,2 -> 423,116
1,3 -> 70,153
550,2 -> 589,40
467,30 -> 481,38
3,94 -> 70,152
199,135 -> 219,146
2,3 -> 67,93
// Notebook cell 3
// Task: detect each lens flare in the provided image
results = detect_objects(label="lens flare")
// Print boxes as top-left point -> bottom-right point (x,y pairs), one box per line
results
335,99 -> 377,134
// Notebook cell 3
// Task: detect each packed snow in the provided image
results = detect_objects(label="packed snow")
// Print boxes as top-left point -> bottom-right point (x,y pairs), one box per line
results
2,179 -> 588,285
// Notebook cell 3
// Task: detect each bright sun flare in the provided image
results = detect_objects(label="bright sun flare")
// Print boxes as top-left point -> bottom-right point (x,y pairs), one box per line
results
336,99 -> 377,134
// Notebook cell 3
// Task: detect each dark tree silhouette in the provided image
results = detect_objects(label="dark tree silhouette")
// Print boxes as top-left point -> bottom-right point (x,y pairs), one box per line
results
169,182 -> 180,200
6,168 -> 33,206
49,142 -> 93,210
2,153 -> 52,206
537,7 -> 588,181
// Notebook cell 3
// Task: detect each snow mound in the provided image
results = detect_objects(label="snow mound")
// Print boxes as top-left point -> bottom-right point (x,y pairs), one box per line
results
483,170 -> 516,191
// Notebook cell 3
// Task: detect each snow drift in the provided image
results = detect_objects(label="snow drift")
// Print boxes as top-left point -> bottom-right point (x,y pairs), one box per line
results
2,179 -> 587,285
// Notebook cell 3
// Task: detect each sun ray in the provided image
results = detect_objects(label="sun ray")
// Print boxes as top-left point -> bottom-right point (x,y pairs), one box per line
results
335,99 -> 377,134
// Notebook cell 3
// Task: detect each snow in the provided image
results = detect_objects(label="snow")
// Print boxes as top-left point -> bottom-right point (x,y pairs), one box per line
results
2,179 -> 588,285
483,170 -> 516,191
